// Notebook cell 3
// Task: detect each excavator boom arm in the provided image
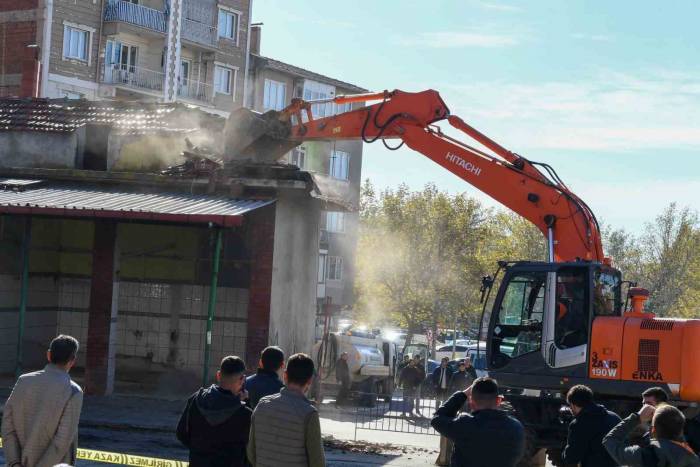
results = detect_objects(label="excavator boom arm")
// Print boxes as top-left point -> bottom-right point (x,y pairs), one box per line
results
228,89 -> 604,263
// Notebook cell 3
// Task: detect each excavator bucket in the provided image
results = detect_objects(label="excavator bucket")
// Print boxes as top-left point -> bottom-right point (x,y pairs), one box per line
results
223,107 -> 300,164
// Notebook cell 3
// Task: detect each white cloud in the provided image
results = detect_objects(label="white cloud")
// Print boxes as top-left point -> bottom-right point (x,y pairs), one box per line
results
395,31 -> 519,48
571,33 -> 614,42
439,69 -> 700,152
473,1 -> 522,13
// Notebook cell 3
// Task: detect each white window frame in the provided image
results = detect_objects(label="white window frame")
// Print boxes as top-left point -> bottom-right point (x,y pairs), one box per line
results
326,256 -> 343,281
330,150 -> 350,180
263,78 -> 286,111
217,6 -> 241,45
214,63 -> 238,97
317,253 -> 327,284
289,145 -> 306,169
303,80 -> 335,119
62,22 -> 94,65
326,211 -> 346,233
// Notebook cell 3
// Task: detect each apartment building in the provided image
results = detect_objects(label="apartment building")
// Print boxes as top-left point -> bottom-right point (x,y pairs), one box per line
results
247,26 -> 367,317
0,0 -> 251,116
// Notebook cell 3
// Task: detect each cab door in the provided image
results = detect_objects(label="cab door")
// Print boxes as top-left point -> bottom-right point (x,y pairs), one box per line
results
542,266 -> 590,368
488,268 -> 546,370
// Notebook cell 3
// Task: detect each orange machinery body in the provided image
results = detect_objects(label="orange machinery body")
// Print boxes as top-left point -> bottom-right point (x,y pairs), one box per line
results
590,316 -> 700,401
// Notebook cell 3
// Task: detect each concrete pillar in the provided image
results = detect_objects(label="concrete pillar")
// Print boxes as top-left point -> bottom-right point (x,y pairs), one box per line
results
245,206 -> 275,370
163,0 -> 183,102
84,221 -> 119,395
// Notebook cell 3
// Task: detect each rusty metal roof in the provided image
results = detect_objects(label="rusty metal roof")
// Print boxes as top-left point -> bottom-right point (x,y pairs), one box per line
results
0,98 -> 225,133
0,179 -> 273,226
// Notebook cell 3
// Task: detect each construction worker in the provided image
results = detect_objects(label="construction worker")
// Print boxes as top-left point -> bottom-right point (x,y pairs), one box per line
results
604,404 -> 700,466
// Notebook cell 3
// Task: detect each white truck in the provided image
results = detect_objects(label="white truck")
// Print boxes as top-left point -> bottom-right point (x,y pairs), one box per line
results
312,329 -> 400,406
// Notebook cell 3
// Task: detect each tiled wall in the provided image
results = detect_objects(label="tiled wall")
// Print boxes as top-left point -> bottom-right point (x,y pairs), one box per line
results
0,275 -> 248,383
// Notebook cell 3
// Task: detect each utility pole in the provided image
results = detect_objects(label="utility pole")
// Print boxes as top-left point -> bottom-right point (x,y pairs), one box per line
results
451,307 -> 457,360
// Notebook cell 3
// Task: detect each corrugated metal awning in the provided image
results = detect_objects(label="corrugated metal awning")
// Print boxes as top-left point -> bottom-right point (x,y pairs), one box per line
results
0,180 -> 274,227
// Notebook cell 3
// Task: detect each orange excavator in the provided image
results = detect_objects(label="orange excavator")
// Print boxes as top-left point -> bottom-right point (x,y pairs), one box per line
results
226,89 -> 700,464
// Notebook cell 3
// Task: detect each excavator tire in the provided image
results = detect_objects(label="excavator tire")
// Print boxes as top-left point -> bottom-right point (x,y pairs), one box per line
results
517,428 -> 545,467
546,448 -> 564,467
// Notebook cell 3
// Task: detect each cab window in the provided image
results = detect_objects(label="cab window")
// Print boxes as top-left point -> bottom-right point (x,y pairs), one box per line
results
555,268 -> 588,349
593,268 -> 621,316
492,272 -> 545,364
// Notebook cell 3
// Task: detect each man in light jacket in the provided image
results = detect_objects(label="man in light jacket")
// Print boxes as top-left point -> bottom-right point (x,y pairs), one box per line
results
248,353 -> 325,467
2,335 -> 83,467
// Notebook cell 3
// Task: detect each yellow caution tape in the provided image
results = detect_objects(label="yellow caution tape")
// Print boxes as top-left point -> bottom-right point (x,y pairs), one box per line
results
0,438 -> 189,467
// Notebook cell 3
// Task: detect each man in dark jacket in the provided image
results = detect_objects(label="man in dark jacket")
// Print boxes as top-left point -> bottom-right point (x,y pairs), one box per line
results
562,384 -> 621,467
604,403 -> 700,466
177,356 -> 252,467
432,357 -> 455,407
400,357 -> 425,417
245,346 -> 285,409
335,352 -> 351,406
431,377 -> 525,467
450,359 -> 477,392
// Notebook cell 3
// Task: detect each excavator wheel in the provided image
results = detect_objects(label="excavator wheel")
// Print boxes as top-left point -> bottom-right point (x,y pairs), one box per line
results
517,428 -> 546,467
546,448 -> 564,467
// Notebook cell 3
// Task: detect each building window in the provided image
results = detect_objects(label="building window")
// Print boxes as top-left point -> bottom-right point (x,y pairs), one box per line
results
318,254 -> 327,284
327,256 -> 343,281
63,25 -> 89,62
303,80 -> 335,118
326,211 -> 345,233
214,65 -> 234,95
218,9 -> 239,42
264,79 -> 286,111
60,90 -> 84,99
332,102 -> 353,115
330,150 -> 350,180
289,146 -> 306,169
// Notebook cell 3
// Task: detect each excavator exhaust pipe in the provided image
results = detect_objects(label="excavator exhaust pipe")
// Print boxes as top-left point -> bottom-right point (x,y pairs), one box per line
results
223,107 -> 300,164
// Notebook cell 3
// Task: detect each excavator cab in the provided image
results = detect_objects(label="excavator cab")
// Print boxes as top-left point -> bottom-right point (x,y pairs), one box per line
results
485,261 -> 622,391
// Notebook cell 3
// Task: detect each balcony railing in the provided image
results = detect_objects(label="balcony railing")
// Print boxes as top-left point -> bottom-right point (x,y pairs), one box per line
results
103,64 -> 164,93
104,0 -> 167,34
177,78 -> 214,104
182,18 -> 218,47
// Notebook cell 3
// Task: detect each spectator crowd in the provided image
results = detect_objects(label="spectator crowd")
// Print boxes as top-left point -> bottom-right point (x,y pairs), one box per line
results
2,335 -> 700,467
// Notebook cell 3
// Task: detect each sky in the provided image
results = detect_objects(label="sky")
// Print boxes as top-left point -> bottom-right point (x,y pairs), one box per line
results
252,0 -> 700,233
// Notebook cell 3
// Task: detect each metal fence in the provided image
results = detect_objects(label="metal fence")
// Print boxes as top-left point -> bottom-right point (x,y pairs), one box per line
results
354,392 -> 445,438
103,64 -> 165,93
